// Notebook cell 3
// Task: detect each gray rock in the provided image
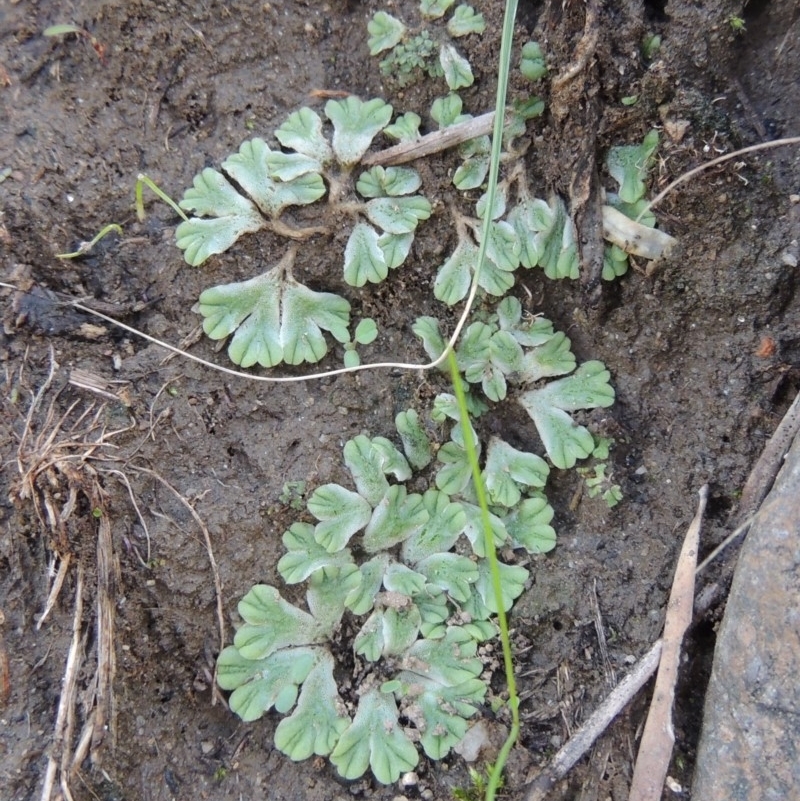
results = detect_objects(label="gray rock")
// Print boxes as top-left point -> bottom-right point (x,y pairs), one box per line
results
693,432 -> 800,799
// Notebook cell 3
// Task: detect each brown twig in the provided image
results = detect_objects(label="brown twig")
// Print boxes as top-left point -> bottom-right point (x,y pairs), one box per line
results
524,643 -> 664,801
362,112 -> 496,167
628,485 -> 708,801
736,390 -> 800,523
523,486 -> 718,800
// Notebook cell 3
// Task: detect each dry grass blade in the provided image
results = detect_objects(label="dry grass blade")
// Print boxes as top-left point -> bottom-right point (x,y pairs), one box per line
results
16,346 -> 59,481
590,578 -> 616,688
89,488 -> 117,761
640,136 -> 800,219
39,563 -> 84,801
104,468 -> 152,564
627,485 -> 708,801
8,355 -> 139,798
38,552 -> 72,630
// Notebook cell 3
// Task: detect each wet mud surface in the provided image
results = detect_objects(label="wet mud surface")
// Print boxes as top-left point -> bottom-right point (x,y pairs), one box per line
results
1,1 -> 798,799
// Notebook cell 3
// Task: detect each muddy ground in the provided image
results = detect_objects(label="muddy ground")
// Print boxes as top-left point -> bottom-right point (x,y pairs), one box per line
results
1,1 -> 798,799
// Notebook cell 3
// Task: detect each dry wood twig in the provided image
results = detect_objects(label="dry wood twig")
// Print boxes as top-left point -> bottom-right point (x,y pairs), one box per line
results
524,643 -> 663,801
362,112 -> 495,166
627,484 -> 708,801
523,484 -> 721,800
736,389 -> 800,523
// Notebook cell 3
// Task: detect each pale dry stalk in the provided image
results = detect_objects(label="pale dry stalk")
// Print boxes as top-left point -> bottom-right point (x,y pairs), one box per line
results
627,485 -> 708,801
39,564 -> 84,801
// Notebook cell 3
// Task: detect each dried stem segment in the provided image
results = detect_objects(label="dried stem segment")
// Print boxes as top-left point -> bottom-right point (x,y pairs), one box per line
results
628,484 -> 708,801
363,112 -> 496,166
524,643 -> 663,801
524,485 -> 714,801
736,390 -> 800,522
39,565 -> 84,801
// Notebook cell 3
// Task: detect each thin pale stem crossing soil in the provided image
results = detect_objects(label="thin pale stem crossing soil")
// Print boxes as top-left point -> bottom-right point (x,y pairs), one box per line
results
128,465 -> 226,693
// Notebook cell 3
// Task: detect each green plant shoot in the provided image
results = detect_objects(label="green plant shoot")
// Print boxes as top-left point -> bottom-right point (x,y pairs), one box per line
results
448,349 -> 519,801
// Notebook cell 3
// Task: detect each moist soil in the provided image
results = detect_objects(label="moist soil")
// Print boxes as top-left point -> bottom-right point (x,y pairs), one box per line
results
1,1 -> 798,800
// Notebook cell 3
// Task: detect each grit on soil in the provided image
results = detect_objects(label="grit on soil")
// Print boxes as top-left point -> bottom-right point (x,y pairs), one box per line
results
1,1 -> 798,800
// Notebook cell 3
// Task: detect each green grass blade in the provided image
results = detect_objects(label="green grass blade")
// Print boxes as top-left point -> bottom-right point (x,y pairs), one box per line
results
135,173 -> 189,222
56,223 -> 123,259
446,349 -> 519,801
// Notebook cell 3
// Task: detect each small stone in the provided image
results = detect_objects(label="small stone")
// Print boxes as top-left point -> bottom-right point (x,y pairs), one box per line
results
400,772 -> 418,788
200,740 -> 214,755
454,720 -> 490,762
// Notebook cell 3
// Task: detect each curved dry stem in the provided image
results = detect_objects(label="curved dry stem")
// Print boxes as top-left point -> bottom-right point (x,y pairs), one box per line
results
639,135 -> 800,221
1,281 -> 449,382
127,465 -> 225,692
